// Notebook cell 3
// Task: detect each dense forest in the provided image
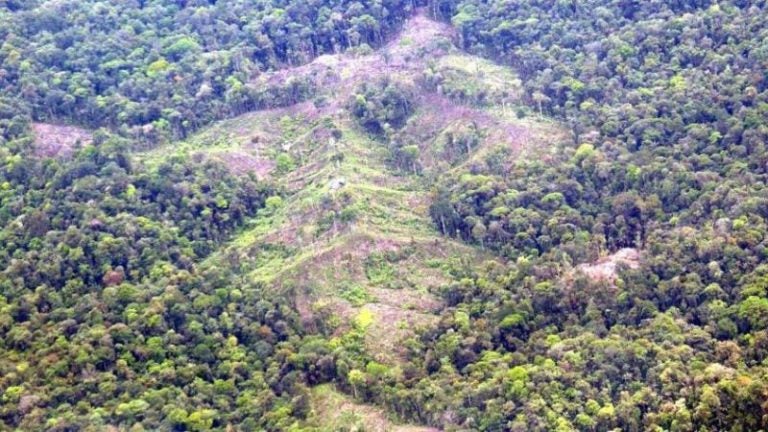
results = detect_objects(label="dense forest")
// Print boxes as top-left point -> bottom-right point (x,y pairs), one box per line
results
2,0 -> 768,431
1,0 -> 412,141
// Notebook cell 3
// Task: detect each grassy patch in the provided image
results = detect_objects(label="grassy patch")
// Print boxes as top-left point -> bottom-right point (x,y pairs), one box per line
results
339,283 -> 374,306
364,251 -> 400,287
433,54 -> 522,105
354,308 -> 374,330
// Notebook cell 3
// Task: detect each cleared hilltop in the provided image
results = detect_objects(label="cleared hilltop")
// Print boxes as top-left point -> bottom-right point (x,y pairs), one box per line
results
138,10 -> 563,429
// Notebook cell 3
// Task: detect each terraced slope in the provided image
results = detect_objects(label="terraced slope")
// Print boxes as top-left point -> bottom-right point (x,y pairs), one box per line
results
137,10 -> 565,429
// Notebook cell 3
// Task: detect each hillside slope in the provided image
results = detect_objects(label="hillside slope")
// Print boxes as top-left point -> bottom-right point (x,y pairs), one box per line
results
7,1 -> 767,431
138,10 -> 563,428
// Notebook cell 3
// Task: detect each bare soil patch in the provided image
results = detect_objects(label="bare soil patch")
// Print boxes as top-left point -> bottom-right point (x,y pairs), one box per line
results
370,286 -> 442,312
251,10 -> 456,105
213,151 -> 275,179
31,122 -> 92,158
576,248 -> 641,283
407,90 -> 569,173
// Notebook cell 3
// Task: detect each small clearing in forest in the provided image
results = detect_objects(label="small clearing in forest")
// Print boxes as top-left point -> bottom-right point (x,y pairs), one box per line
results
577,248 -> 641,283
31,122 -> 92,158
309,384 -> 442,432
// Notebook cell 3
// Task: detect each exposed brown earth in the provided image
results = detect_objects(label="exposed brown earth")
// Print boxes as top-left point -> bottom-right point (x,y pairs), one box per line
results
214,151 -> 275,179
252,11 -> 456,104
31,122 -> 92,158
169,11 -> 560,429
577,248 -> 641,283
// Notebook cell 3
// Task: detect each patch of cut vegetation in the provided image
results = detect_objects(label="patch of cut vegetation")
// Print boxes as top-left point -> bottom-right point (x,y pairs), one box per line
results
423,54 -> 523,105
183,12 -> 555,373
214,151 -> 275,178
252,11 -> 457,107
128,9 -> 557,427
576,248 -> 641,283
307,384 -> 442,432
136,102 -> 327,178
31,122 -> 92,158
393,90 -> 564,175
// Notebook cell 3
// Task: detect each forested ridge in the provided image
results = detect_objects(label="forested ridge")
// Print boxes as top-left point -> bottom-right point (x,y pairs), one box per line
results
1,0 -> 412,141
1,0 -> 768,431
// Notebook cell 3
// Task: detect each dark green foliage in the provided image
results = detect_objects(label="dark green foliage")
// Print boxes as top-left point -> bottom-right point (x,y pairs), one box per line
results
3,0 -> 768,430
350,79 -> 424,174
410,0 -> 768,430
0,139 -> 332,430
350,79 -> 416,135
0,0 -> 415,141
0,97 -> 32,149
